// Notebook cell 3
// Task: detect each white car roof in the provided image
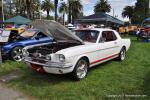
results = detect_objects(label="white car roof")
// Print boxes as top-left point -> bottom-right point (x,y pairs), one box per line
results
75,28 -> 115,32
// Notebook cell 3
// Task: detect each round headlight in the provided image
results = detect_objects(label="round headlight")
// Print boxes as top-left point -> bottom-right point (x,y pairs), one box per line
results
59,54 -> 65,62
46,55 -> 51,60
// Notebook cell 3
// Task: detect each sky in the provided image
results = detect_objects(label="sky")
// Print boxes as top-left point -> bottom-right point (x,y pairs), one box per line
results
43,0 -> 137,21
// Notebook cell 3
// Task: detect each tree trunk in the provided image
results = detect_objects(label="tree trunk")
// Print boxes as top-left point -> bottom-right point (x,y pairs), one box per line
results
47,10 -> 50,19
68,2 -> 72,23
63,13 -> 65,25
55,0 -> 58,21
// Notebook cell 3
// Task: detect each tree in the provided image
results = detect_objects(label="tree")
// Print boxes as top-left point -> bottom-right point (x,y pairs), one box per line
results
59,2 -> 68,25
94,0 -> 111,13
133,0 -> 149,24
41,0 -> 54,19
54,0 -> 58,21
122,6 -> 134,24
68,0 -> 83,23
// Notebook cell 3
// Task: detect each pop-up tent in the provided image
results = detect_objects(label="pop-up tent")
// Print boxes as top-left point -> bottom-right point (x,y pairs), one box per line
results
76,12 -> 124,25
4,16 -> 31,24
143,18 -> 150,22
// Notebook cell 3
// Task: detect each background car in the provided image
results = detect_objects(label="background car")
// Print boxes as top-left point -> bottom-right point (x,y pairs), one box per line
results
2,29 -> 53,61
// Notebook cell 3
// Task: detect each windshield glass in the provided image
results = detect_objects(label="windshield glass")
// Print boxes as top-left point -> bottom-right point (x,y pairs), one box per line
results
20,30 -> 38,38
75,30 -> 99,43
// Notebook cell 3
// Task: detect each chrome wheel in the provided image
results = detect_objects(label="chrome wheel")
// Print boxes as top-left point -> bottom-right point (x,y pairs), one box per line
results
11,47 -> 24,62
76,60 -> 88,79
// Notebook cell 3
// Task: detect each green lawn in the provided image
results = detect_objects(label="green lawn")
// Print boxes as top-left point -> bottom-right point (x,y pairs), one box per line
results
1,37 -> 150,100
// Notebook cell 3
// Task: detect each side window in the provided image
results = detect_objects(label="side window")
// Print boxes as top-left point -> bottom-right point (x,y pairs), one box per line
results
100,31 -> 117,42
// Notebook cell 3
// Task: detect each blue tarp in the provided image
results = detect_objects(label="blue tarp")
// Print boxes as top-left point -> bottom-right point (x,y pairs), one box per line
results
4,16 -> 31,24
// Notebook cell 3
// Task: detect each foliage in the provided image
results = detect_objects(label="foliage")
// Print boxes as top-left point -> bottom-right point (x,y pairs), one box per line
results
41,0 -> 54,19
59,2 -> 68,25
133,0 -> 149,24
68,0 -> 83,23
122,6 -> 134,24
94,0 -> 111,13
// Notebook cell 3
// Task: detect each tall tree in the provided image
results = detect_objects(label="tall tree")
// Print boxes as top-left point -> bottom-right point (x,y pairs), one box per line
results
59,2 -> 68,25
133,0 -> 149,24
122,6 -> 134,24
68,0 -> 83,23
54,0 -> 58,21
42,0 -> 54,19
94,0 -> 111,13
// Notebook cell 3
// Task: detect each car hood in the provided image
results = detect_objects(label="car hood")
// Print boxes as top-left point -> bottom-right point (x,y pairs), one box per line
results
30,20 -> 84,45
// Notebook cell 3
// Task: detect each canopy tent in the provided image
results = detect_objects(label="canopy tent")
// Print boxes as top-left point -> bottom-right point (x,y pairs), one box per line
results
143,18 -> 150,22
30,20 -> 84,44
4,16 -> 31,24
76,12 -> 124,25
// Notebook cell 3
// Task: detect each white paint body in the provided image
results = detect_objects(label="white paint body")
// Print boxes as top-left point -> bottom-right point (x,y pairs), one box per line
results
24,28 -> 131,74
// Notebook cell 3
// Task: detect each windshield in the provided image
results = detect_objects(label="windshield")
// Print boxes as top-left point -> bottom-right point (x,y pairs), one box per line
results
20,30 -> 38,38
75,30 -> 99,43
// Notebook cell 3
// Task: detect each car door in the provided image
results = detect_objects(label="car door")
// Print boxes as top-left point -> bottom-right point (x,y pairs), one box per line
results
94,31 -> 120,64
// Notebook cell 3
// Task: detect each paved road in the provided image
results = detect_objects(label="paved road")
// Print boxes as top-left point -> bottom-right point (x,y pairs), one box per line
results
0,84 -> 29,100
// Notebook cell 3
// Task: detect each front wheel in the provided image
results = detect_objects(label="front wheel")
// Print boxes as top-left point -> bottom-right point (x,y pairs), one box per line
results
11,46 -> 24,62
118,47 -> 126,61
72,59 -> 89,81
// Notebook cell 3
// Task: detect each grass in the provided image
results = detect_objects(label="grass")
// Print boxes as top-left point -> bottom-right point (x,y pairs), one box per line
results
0,36 -> 150,100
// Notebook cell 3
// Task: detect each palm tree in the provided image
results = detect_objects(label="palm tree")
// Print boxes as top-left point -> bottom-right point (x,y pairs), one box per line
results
94,0 -> 111,13
54,0 -> 58,21
41,0 -> 54,19
122,6 -> 134,24
59,2 -> 68,25
68,0 -> 83,23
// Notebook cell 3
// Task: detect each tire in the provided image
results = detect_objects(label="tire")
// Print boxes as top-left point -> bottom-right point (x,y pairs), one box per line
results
72,58 -> 89,81
11,46 -> 24,62
118,47 -> 126,61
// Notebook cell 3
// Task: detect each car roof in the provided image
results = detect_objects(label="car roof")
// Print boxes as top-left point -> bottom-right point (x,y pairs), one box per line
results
75,28 -> 115,32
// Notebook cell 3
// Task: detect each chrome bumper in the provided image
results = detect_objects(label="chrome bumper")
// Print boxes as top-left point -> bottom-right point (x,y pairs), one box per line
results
24,58 -> 73,69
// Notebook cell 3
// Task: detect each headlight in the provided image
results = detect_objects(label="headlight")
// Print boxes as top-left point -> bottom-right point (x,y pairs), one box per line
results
59,54 -> 65,62
46,54 -> 51,60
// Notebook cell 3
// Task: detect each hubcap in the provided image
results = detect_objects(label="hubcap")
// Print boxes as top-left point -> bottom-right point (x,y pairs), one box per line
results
76,60 -> 87,79
12,48 -> 23,62
120,50 -> 125,60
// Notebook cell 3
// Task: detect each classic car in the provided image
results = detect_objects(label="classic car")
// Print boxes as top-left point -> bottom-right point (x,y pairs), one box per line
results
23,20 -> 131,80
2,29 -> 53,61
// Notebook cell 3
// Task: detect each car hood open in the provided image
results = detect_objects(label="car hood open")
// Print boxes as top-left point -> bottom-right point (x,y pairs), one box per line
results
30,20 -> 84,44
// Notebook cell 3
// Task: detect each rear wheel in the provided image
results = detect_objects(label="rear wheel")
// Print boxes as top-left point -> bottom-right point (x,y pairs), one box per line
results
118,47 -> 126,61
11,46 -> 24,62
72,58 -> 89,81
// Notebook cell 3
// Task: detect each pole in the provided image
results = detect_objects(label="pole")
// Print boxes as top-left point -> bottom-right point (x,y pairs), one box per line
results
2,0 -> 4,24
